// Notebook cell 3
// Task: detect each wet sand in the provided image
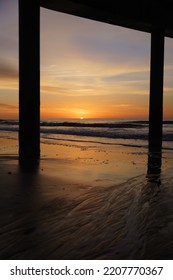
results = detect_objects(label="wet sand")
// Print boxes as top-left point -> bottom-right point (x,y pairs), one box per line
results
0,138 -> 173,259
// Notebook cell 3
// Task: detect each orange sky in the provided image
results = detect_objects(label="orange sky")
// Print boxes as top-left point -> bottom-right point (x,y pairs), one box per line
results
0,1 -> 173,119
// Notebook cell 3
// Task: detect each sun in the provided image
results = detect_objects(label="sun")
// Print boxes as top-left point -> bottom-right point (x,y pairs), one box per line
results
80,116 -> 84,120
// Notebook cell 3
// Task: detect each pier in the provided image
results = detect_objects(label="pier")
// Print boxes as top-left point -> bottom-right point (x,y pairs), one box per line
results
19,0 -> 172,161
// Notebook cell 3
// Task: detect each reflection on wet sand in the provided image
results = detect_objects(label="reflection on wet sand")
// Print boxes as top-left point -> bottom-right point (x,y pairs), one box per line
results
148,151 -> 162,176
0,147 -> 173,259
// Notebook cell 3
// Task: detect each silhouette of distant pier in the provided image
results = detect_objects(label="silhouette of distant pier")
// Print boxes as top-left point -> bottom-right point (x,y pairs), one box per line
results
19,0 -> 172,165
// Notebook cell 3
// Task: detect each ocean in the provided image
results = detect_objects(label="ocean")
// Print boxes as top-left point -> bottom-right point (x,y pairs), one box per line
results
0,118 -> 172,151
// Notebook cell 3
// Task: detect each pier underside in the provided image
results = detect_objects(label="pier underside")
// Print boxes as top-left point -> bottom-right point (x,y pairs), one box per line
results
19,0 -> 172,162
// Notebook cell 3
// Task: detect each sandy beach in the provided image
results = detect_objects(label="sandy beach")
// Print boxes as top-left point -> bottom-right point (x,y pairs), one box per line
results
0,137 -> 173,259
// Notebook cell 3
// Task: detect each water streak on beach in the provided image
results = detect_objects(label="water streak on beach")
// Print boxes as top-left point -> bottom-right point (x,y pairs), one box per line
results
0,162 -> 173,259
0,118 -> 173,259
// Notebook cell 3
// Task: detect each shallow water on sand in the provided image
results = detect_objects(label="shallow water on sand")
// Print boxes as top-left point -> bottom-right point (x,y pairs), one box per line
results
41,173 -> 173,260
0,134 -> 173,259
0,159 -> 173,260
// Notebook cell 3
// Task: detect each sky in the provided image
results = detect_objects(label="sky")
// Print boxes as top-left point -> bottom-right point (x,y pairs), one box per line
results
0,0 -> 173,119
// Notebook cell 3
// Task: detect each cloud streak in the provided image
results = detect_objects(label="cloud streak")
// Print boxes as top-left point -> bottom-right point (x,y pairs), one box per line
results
0,103 -> 18,111
0,63 -> 18,79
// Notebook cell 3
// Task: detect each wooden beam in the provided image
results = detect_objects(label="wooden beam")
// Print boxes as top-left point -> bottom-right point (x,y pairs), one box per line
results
40,0 -> 173,38
19,0 -> 40,162
149,27 -> 164,155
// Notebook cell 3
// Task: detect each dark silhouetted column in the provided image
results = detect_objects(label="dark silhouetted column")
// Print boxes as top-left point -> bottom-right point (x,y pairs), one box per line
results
149,27 -> 164,154
19,0 -> 40,162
